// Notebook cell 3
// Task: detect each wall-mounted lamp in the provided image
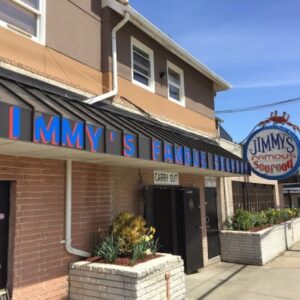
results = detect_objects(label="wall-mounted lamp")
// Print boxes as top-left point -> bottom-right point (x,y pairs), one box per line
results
160,71 -> 166,79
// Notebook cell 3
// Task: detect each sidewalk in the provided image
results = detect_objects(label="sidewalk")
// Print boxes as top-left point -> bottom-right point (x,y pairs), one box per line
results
185,241 -> 300,300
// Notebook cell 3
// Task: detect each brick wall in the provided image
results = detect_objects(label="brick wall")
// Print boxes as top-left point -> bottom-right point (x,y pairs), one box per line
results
220,217 -> 300,265
111,167 -> 144,217
3,156 -> 212,299
0,155 -> 112,300
69,254 -> 185,300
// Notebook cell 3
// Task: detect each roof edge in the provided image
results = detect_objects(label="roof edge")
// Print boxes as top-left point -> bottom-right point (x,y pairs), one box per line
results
102,0 -> 232,92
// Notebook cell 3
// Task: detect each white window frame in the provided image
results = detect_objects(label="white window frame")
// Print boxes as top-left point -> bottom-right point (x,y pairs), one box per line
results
131,36 -> 155,93
167,60 -> 185,106
0,0 -> 46,44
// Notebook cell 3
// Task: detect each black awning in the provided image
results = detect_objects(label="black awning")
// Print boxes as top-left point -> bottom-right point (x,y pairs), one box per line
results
0,68 -> 249,175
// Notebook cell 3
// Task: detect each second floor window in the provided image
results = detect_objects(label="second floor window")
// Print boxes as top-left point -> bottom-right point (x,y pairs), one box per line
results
167,61 -> 185,105
0,0 -> 45,42
131,37 -> 154,92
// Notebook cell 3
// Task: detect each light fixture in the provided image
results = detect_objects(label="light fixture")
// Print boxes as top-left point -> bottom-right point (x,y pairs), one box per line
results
160,71 -> 166,79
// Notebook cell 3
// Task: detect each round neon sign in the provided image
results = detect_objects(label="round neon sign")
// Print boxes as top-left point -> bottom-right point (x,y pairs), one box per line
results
244,125 -> 300,180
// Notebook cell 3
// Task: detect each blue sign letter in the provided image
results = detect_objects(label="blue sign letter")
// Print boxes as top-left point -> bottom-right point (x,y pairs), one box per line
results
34,115 -> 60,145
62,118 -> 83,149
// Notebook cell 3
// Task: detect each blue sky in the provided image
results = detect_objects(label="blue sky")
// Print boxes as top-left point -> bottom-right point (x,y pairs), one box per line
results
129,0 -> 300,142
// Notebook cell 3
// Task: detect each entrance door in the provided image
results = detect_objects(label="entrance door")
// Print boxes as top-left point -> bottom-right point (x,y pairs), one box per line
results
177,188 -> 203,273
0,182 -> 10,289
145,186 -> 203,274
205,187 -> 220,259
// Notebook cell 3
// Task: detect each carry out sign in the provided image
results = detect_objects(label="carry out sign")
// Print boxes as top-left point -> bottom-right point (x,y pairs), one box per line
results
244,125 -> 300,180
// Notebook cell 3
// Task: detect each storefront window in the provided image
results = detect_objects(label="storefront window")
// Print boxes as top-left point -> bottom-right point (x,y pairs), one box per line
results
232,181 -> 275,212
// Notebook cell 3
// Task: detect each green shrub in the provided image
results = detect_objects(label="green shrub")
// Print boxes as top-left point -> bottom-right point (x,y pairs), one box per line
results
111,212 -> 155,256
227,208 -> 300,231
230,209 -> 254,231
252,211 -> 267,227
94,233 -> 118,263
131,240 -> 149,265
94,212 -> 159,265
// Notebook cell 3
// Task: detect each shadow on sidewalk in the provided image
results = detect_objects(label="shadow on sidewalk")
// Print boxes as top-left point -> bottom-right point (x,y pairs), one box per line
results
195,265 -> 247,300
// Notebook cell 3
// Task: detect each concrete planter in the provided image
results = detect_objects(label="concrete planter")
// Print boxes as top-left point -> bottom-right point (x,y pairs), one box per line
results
69,254 -> 185,300
220,217 -> 300,265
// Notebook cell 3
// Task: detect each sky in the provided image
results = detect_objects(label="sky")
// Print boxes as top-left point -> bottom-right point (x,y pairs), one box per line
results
129,0 -> 300,143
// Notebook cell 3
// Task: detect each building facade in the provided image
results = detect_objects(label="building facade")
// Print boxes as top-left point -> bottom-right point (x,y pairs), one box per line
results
0,1 -> 278,299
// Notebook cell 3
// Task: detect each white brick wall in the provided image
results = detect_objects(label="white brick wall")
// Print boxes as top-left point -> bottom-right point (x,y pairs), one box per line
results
220,217 -> 300,265
69,254 -> 185,300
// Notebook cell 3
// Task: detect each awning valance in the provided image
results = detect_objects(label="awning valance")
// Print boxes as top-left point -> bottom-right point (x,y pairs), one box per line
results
0,69 -> 248,175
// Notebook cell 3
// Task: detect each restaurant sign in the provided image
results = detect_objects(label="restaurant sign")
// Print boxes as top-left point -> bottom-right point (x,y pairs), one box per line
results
244,125 -> 300,180
0,100 -> 249,175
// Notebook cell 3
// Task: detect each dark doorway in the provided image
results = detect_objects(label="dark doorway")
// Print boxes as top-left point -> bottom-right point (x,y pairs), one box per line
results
145,186 -> 203,274
0,182 -> 10,289
205,187 -> 220,259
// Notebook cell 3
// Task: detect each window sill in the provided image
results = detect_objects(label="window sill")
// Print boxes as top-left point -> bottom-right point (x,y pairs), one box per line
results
0,21 -> 45,46
167,96 -> 186,107
132,79 -> 155,93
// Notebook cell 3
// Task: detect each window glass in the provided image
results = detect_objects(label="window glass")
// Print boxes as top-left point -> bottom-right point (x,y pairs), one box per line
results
21,0 -> 39,9
168,66 -> 183,102
0,0 -> 37,36
132,41 -> 153,90
168,69 -> 180,86
169,84 -> 180,101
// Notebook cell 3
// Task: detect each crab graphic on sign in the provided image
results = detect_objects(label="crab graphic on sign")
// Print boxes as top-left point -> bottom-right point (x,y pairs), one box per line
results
244,111 -> 300,180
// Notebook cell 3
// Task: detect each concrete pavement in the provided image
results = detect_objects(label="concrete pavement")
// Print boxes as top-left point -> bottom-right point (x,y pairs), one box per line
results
185,241 -> 300,300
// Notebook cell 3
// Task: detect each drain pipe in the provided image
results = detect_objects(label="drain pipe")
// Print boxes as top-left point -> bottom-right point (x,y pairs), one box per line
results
84,12 -> 130,105
223,177 -> 230,220
65,160 -> 91,257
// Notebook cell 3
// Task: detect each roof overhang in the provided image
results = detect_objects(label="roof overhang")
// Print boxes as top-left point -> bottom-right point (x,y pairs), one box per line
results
102,0 -> 231,92
0,68 -> 247,176
0,138 -> 239,177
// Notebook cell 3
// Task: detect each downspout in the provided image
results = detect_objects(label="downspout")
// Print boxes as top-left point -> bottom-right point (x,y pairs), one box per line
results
84,12 -> 130,105
223,177 -> 230,221
65,160 -> 91,257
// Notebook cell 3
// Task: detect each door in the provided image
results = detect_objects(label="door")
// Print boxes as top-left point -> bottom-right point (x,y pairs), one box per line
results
205,187 -> 220,259
151,188 -> 177,253
145,186 -> 203,274
177,188 -> 203,274
0,182 -> 10,289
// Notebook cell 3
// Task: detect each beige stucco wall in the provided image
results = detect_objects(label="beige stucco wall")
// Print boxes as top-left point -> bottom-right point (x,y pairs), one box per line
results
0,27 -> 102,95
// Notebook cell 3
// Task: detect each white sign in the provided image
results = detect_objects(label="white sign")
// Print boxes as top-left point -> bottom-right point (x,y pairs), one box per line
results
205,177 -> 217,187
0,213 -> 5,220
154,171 -> 179,185
244,125 -> 300,180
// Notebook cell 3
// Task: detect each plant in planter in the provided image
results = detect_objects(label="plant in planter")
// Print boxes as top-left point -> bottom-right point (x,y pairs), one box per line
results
226,208 -> 300,231
93,212 -> 160,266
